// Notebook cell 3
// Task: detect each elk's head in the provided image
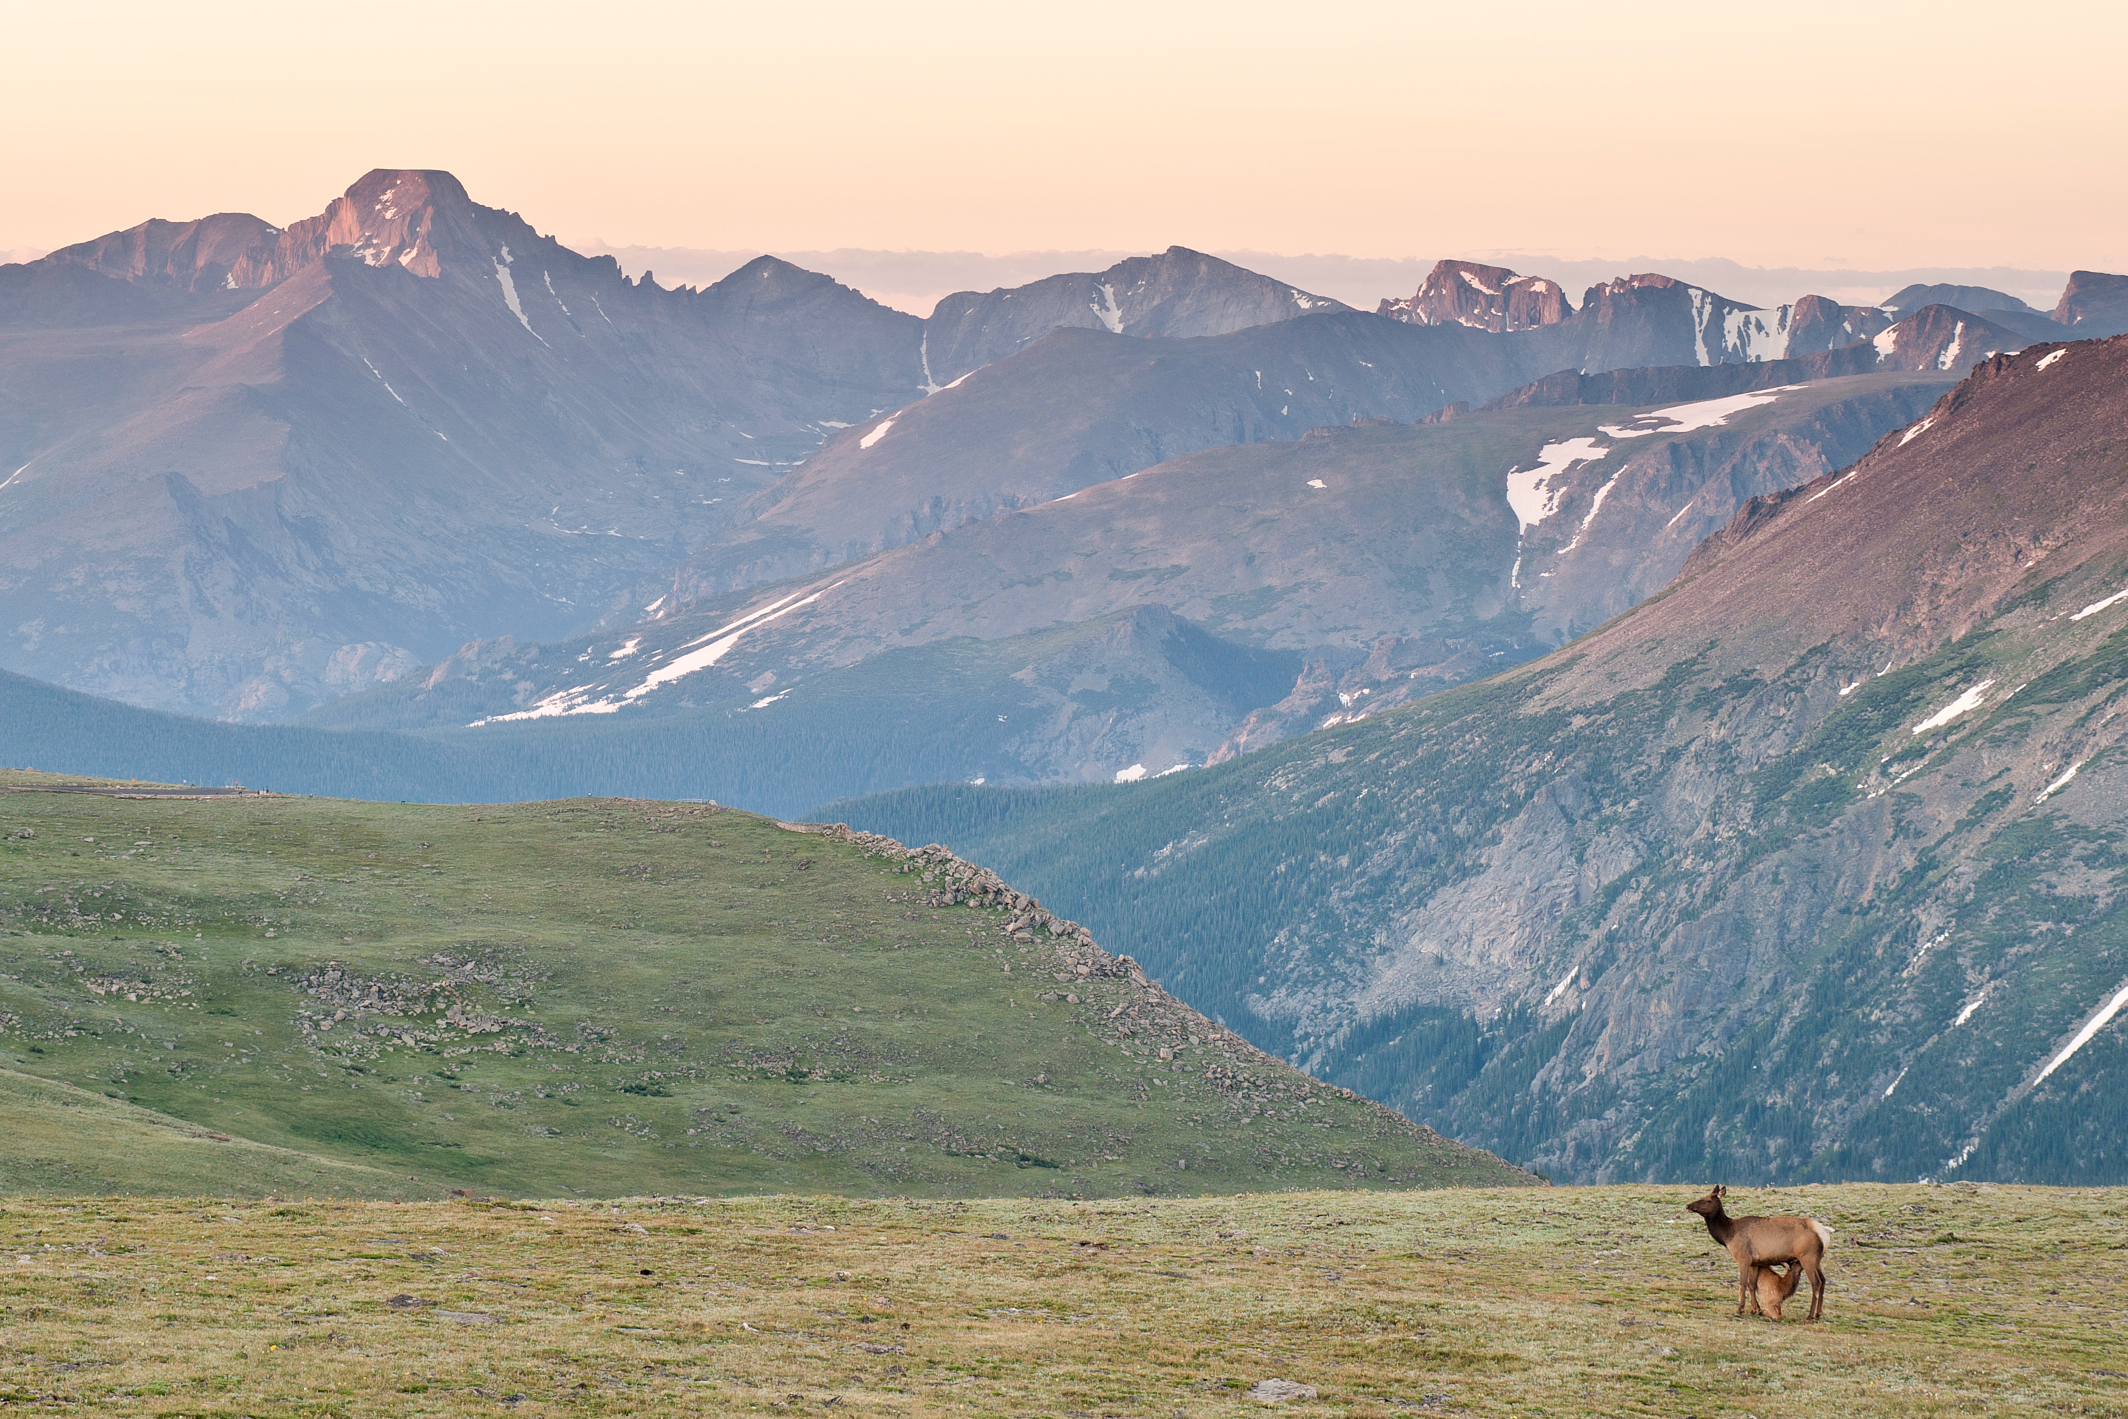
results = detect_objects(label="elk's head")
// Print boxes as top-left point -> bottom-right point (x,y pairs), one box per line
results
1684,1185 -> 1727,1218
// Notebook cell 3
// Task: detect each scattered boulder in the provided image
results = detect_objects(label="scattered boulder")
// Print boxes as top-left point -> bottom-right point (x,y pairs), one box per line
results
1249,1378 -> 1319,1404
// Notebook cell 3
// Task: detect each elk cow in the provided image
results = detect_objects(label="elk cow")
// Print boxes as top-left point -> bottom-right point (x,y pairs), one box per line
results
1685,1185 -> 1831,1320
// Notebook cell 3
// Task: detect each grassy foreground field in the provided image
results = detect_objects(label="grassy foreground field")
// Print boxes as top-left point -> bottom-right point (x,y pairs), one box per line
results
0,1183 -> 2119,1417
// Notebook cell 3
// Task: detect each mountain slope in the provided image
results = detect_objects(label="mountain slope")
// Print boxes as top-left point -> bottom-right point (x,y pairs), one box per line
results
1881,282 -> 2032,316
292,370 -> 1947,789
0,169 -> 924,719
0,367 -> 1953,813
0,610 -> 1300,816
662,313 -> 1553,596
1867,304 -> 2031,372
834,333 -> 2128,1186
0,773 -> 1524,1196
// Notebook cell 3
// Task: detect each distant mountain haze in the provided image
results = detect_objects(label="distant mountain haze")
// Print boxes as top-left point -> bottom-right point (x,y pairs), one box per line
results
659,265 -> 2047,608
0,366 -> 1956,815
1880,282 -> 2032,315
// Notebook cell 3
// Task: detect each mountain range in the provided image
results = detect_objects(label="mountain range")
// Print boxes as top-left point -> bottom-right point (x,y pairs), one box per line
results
1,170 -> 921,719
8,168 -> 2122,727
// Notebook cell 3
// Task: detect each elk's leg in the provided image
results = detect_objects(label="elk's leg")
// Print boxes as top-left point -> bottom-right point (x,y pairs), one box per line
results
1804,1257 -> 1826,1321
1736,1262 -> 1756,1316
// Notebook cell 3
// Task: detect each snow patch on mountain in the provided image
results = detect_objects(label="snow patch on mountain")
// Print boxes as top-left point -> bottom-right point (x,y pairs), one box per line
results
2034,975 -> 2128,1085
492,246 -> 547,344
1507,438 -> 1609,533
1911,680 -> 1996,734
1094,282 -> 1123,333
2069,587 -> 2128,621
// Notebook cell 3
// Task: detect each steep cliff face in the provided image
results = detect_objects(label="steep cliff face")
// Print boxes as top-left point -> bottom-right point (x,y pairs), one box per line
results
841,334 -> 2128,1185
1444,271 -> 1909,375
922,247 -> 1348,385
1781,293 -> 1895,353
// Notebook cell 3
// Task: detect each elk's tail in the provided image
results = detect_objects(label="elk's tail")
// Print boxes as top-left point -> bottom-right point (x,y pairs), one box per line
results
1810,1220 -> 1833,1250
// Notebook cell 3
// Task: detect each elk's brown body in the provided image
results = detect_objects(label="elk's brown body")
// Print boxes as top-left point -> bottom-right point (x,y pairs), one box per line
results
1685,1186 -> 1831,1320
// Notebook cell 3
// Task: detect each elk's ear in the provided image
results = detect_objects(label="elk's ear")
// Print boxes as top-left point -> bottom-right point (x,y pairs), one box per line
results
1715,1185 -> 1726,1196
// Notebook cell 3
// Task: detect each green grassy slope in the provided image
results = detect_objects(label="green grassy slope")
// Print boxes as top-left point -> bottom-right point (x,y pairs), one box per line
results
0,1065 -> 409,1197
0,773 -> 1525,1198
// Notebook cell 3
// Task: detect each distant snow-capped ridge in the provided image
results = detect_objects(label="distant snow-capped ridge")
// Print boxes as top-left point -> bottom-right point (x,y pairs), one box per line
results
1378,259 -> 1971,368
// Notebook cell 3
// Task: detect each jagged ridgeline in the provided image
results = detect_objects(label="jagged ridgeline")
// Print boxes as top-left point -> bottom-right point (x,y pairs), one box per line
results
0,775 -> 1525,1198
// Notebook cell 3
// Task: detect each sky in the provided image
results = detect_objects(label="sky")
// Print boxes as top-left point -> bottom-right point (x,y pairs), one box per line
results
6,0 -> 2126,279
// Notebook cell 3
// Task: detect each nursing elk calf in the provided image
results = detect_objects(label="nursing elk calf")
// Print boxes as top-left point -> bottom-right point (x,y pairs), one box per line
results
1685,1186 -> 1831,1320
1754,1261 -> 1803,1321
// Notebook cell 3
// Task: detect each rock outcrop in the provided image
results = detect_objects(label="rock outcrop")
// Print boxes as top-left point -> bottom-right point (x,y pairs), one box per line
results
784,821 -> 1466,1127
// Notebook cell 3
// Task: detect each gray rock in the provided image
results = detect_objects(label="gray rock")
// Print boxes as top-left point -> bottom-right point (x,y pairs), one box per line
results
1248,1378 -> 1318,1404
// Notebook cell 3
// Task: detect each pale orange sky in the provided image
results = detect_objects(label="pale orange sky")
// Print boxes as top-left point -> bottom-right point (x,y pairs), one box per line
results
6,0 -> 2125,271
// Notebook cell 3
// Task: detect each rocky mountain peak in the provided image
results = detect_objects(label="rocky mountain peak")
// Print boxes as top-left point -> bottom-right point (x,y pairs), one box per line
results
1867,304 -> 2029,372
258,168 -> 492,283
2052,270 -> 2128,335
1882,281 -> 2032,316
919,248 -> 1347,385
1377,260 -> 1573,331
31,169 -> 510,294
1581,271 -> 1688,304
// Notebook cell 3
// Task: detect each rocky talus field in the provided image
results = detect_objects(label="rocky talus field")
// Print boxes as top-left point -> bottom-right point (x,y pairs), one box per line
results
0,773 -> 1517,1199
